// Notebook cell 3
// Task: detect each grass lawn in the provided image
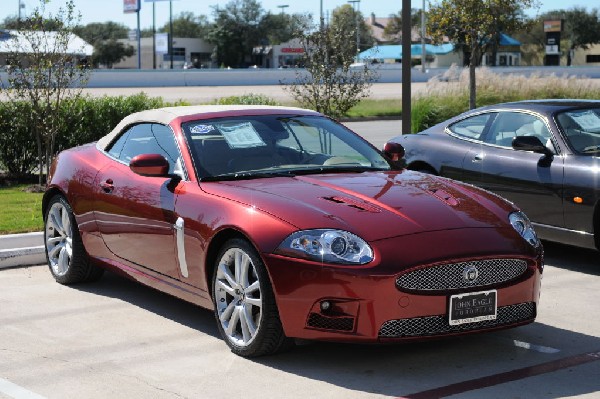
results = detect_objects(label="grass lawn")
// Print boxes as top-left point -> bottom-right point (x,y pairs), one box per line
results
0,185 -> 44,234
346,99 -> 402,118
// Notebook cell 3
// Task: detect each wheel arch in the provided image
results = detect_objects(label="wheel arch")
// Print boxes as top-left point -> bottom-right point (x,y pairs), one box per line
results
204,228 -> 254,299
593,199 -> 600,250
407,160 -> 438,175
42,187 -> 67,221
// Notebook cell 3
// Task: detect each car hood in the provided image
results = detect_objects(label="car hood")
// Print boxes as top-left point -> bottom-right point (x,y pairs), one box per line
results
201,170 -> 515,242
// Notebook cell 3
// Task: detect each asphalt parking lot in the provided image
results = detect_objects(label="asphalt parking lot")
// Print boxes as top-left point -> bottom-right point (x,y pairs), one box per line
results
0,241 -> 599,399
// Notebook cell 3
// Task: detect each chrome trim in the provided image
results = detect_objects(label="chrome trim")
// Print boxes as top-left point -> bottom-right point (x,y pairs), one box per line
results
174,217 -> 189,278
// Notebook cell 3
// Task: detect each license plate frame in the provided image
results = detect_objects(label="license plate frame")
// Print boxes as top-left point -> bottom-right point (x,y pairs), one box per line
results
449,290 -> 497,326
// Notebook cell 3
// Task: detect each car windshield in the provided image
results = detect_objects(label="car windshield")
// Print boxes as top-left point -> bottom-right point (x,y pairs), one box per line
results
556,108 -> 600,155
182,114 -> 391,180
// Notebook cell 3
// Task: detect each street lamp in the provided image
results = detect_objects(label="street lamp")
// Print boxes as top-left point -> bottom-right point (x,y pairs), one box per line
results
347,0 -> 360,57
18,0 -> 25,22
277,4 -> 289,14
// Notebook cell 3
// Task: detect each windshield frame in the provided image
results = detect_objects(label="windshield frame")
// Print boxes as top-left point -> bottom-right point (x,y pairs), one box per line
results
181,114 -> 392,181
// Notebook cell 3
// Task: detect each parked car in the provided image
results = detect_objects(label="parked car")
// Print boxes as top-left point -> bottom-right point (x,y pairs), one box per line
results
43,105 -> 542,357
390,100 -> 600,251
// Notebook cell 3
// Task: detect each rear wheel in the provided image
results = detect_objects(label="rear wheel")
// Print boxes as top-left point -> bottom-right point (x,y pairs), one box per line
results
44,195 -> 103,284
212,238 -> 292,357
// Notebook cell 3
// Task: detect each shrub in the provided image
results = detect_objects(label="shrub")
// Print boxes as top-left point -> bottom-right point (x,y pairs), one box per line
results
411,68 -> 600,132
0,93 -> 177,176
212,93 -> 279,106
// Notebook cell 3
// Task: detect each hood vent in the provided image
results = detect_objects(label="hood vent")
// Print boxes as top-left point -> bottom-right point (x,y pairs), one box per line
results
322,196 -> 381,213
428,189 -> 459,206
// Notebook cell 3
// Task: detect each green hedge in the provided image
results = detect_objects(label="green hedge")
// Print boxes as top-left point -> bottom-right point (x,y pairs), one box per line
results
0,93 -> 172,176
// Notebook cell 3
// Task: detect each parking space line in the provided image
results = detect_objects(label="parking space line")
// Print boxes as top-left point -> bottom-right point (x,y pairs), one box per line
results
0,378 -> 46,399
398,350 -> 600,399
511,339 -> 560,354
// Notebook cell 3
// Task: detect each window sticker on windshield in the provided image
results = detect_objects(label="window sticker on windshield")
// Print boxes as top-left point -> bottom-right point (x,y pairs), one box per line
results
190,124 -> 215,134
217,122 -> 266,148
570,110 -> 600,131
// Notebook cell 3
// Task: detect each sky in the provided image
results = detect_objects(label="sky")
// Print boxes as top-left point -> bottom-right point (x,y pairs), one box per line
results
0,0 -> 593,31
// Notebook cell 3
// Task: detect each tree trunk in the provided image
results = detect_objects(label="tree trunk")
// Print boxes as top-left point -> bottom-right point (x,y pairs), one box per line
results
35,129 -> 43,186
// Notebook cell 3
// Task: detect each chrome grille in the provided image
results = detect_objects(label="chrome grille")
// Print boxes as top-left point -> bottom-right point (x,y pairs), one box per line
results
395,259 -> 528,292
379,302 -> 535,338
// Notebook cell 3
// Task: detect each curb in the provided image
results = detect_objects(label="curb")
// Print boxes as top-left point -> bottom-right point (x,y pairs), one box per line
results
0,232 -> 45,269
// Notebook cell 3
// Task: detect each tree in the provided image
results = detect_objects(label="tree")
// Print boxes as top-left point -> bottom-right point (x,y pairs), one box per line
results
283,23 -> 378,119
563,7 -> 600,66
428,0 -> 536,109
260,12 -> 311,45
73,21 -> 128,43
330,4 -> 375,56
157,11 -> 209,38
92,39 -> 134,68
0,0 -> 90,185
73,22 -> 132,68
206,0 -> 265,67
383,8 -> 422,42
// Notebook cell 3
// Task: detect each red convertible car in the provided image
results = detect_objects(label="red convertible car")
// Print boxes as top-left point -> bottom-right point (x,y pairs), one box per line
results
43,106 -> 543,357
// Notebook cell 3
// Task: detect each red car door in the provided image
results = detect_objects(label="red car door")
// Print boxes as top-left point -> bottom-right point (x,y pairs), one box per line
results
93,123 -> 183,279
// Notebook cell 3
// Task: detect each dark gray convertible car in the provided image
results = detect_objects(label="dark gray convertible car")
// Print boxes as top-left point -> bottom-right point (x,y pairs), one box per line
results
389,100 -> 600,250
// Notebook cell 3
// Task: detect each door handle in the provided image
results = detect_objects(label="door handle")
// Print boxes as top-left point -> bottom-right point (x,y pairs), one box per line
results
100,179 -> 114,193
472,153 -> 485,162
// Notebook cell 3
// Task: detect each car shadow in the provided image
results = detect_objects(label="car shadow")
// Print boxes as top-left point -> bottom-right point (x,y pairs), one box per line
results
70,244 -> 599,398
542,240 -> 600,276
74,270 -> 220,339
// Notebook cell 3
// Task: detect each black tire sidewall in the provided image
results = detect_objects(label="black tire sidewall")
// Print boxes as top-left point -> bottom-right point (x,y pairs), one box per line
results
212,238 -> 282,357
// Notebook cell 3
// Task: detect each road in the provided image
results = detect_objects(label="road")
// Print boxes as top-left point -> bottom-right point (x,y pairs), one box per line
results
0,242 -> 599,399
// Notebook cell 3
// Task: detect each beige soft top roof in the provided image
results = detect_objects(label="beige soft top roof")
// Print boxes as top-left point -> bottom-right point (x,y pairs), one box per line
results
96,105 -> 318,150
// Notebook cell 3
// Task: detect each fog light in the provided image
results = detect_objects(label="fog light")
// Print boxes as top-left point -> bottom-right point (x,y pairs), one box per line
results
320,300 -> 331,312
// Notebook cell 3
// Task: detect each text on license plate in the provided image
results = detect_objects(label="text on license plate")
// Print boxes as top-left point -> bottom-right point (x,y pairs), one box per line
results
449,290 -> 497,326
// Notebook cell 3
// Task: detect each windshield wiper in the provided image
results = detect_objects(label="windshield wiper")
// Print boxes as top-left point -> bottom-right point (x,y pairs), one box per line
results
201,170 -> 297,182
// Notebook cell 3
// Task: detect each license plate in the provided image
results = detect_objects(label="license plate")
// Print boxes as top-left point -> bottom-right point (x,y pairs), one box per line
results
449,290 -> 497,326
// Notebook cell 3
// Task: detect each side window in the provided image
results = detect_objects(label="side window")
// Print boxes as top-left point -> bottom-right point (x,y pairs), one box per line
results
106,123 -> 180,173
484,112 -> 554,152
448,114 -> 493,141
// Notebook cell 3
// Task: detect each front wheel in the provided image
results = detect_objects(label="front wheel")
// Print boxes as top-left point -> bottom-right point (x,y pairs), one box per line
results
212,238 -> 292,357
44,195 -> 104,284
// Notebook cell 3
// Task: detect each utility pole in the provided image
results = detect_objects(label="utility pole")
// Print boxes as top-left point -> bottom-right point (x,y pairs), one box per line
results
277,5 -> 289,14
169,0 -> 173,69
152,2 -> 156,69
402,0 -> 411,135
421,0 -> 426,72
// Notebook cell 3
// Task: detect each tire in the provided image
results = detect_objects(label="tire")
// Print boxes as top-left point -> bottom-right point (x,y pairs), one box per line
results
212,238 -> 292,357
44,195 -> 104,285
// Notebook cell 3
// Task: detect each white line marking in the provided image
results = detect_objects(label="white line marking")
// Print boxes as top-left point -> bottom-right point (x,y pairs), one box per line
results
512,339 -> 561,354
0,378 -> 47,399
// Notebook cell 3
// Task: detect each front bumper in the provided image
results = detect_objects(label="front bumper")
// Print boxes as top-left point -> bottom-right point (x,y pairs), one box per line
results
264,227 -> 543,342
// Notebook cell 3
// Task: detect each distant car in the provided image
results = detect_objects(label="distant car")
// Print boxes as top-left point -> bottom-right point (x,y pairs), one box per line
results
389,100 -> 600,251
43,105 -> 542,357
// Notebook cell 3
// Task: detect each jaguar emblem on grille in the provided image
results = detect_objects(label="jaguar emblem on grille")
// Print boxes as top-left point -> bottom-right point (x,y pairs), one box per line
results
463,265 -> 479,283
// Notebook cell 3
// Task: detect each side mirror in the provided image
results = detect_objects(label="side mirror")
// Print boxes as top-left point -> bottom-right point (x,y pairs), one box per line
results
130,153 -> 170,177
512,136 -> 553,157
383,142 -> 405,162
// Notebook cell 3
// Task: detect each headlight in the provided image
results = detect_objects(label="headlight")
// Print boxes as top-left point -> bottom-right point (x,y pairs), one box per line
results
275,229 -> 373,265
509,211 -> 540,248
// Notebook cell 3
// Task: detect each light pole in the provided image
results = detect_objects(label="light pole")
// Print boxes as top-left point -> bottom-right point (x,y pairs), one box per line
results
348,0 -> 360,58
17,0 -> 25,22
277,4 -> 289,14
421,0 -> 426,72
